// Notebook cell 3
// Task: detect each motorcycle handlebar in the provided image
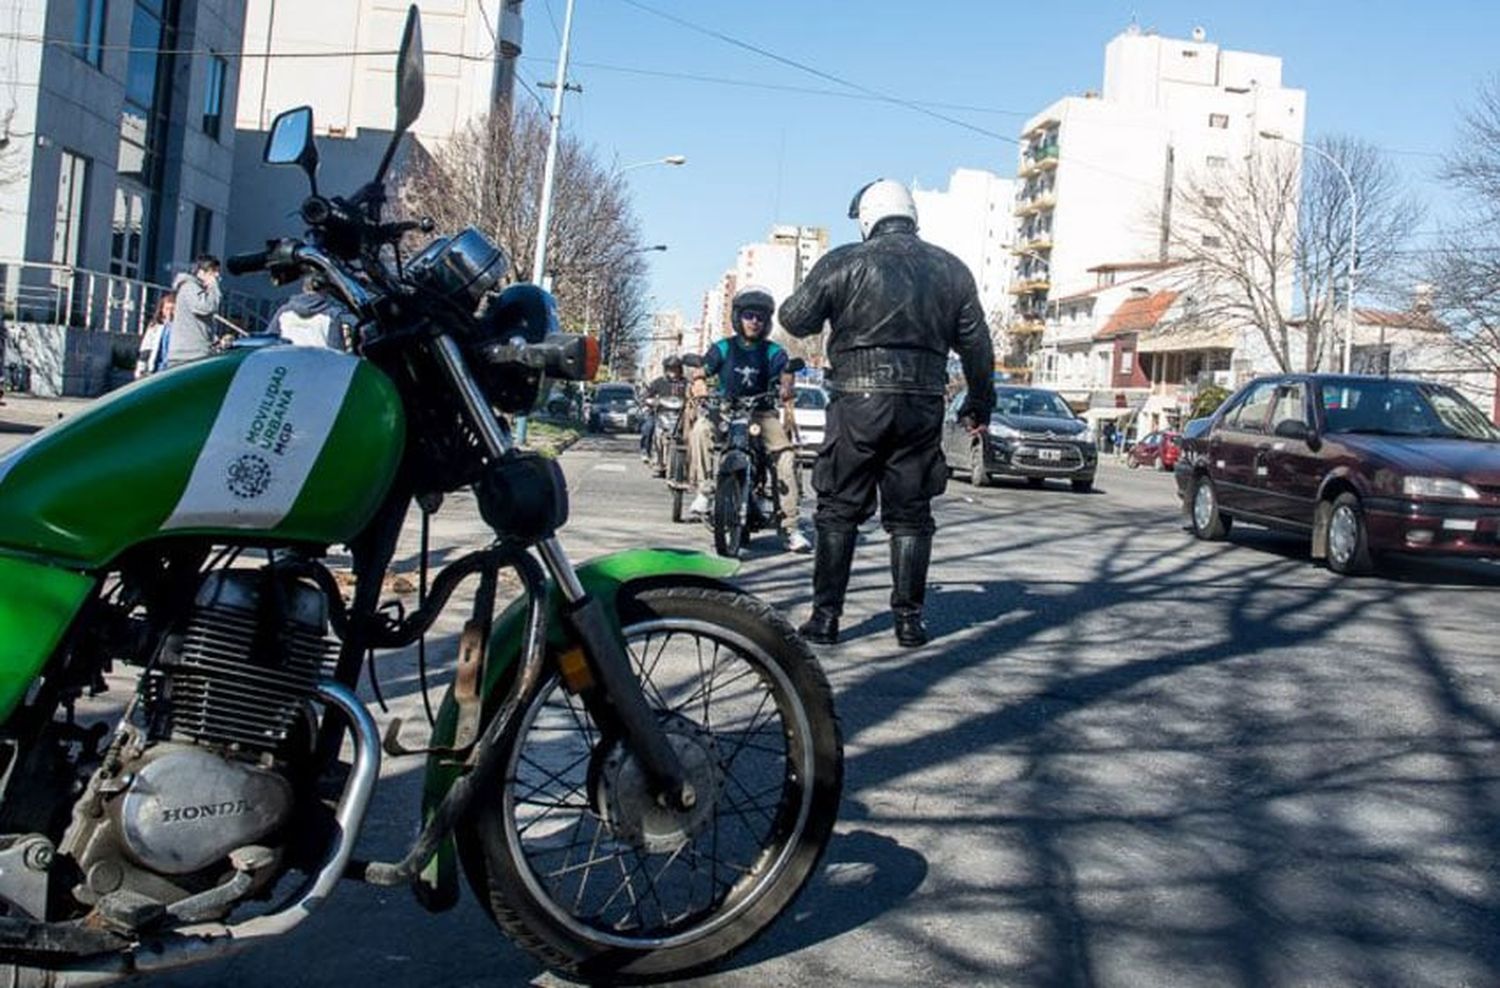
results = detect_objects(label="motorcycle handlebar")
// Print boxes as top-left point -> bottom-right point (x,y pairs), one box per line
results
226,249 -> 271,276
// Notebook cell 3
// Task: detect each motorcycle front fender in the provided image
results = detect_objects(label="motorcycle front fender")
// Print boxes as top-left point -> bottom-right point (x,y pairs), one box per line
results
717,448 -> 753,488
0,554 -> 97,723
415,547 -> 739,911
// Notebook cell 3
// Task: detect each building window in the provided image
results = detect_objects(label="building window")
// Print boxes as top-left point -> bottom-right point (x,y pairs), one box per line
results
1202,234 -> 1223,248
53,152 -> 90,267
190,205 -> 213,258
203,54 -> 227,140
1120,350 -> 1134,375
73,0 -> 107,67
1206,155 -> 1228,169
1209,113 -> 1229,129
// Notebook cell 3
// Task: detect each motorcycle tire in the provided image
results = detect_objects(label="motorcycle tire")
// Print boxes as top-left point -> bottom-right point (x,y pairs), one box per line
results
713,474 -> 745,558
457,585 -> 843,984
671,488 -> 684,524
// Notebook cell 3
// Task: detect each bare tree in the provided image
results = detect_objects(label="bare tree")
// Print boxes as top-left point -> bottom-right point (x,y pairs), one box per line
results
1163,136 -> 1422,372
1426,79 -> 1500,374
397,103 -> 653,374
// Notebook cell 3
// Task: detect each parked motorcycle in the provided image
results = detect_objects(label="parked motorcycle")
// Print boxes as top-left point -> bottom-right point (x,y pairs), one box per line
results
645,392 -> 692,521
688,359 -> 804,557
0,9 -> 841,985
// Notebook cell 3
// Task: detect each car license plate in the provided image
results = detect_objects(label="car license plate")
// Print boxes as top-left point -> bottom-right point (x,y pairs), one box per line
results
1038,448 -> 1062,462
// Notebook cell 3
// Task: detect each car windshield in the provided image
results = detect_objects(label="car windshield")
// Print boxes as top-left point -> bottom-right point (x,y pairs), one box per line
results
794,388 -> 827,410
1319,379 -> 1500,441
995,389 -> 1075,419
596,387 -> 634,405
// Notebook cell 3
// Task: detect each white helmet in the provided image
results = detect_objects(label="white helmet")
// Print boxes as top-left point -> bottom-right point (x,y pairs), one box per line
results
848,179 -> 918,240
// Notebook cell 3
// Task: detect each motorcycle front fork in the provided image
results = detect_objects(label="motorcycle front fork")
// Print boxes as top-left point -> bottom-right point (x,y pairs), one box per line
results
432,335 -> 694,811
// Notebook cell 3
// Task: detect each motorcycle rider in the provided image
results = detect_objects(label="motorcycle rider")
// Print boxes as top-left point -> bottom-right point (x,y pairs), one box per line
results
779,179 -> 995,647
640,355 -> 688,475
687,286 -> 811,553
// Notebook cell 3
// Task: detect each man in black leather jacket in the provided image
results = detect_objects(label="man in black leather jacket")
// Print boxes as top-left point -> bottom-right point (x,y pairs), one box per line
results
779,178 -> 995,647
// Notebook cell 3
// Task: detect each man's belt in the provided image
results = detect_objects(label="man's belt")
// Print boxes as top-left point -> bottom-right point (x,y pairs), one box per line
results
826,347 -> 948,396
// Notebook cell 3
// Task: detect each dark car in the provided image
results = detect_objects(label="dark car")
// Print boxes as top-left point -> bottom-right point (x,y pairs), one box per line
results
587,383 -> 640,434
1176,374 -> 1500,574
1127,430 -> 1181,471
944,386 -> 1098,492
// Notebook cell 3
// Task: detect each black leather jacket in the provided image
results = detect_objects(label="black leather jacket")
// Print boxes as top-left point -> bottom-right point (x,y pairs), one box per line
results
778,222 -> 995,422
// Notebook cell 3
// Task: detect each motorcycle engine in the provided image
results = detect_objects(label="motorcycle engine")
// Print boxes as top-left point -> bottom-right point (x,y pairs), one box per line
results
61,567 -> 338,920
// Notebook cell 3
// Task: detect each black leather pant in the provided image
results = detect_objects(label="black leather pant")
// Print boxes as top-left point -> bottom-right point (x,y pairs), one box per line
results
811,392 -> 947,537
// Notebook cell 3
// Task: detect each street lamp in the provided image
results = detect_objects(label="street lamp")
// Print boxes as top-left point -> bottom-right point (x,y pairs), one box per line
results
1260,130 -> 1358,374
613,156 -> 687,178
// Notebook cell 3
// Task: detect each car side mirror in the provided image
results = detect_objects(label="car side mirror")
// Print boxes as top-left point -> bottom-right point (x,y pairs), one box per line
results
1274,419 -> 1316,445
264,106 -> 319,194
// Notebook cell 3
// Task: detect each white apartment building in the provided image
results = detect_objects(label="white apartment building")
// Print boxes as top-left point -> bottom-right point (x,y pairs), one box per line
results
1014,25 -> 1306,366
912,168 -> 1015,322
693,225 -> 828,357
226,0 -> 524,302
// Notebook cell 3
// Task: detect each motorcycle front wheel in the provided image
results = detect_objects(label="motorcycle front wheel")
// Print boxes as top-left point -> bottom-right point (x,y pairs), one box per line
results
712,474 -> 746,558
459,585 -> 843,983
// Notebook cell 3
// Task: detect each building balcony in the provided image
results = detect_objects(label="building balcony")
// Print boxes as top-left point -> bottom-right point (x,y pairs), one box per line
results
1018,145 -> 1060,178
1022,116 -> 1060,141
1010,318 -> 1047,335
1012,235 -> 1053,255
1012,193 -> 1057,217
1008,278 -> 1052,296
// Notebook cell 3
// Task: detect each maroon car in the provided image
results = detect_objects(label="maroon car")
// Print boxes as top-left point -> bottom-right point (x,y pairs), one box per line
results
1176,374 -> 1500,575
1127,430 -> 1181,471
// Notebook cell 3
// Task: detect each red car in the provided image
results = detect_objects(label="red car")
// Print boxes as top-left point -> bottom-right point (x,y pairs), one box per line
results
1177,374 -> 1500,575
1127,430 -> 1181,471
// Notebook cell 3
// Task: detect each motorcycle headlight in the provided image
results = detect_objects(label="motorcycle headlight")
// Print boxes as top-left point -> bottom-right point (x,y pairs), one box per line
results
749,423 -> 763,437
1402,476 -> 1480,500
407,227 -> 509,313
988,423 -> 1022,440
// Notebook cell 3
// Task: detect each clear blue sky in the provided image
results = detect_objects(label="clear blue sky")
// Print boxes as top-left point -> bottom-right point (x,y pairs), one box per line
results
517,0 -> 1496,322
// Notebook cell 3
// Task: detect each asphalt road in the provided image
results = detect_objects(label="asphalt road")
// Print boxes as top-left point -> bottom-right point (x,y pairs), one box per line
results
8,425 -> 1500,986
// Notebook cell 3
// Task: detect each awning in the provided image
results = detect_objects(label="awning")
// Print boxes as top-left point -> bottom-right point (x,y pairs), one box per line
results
1137,326 -> 1235,353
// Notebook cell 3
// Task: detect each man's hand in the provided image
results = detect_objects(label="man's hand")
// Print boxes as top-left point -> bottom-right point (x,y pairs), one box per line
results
689,378 -> 709,399
959,406 -> 991,437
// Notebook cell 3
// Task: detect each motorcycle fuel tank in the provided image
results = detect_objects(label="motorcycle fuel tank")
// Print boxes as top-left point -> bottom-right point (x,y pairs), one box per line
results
0,346 -> 405,568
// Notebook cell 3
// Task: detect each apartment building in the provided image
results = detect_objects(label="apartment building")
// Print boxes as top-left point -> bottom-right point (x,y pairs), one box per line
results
1014,25 -> 1305,374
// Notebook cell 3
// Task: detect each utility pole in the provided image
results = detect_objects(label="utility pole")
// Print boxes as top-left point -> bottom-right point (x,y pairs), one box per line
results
529,0 -> 577,285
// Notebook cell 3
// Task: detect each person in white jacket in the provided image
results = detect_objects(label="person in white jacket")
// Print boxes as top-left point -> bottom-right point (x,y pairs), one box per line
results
135,294 -> 175,378
268,276 -> 352,350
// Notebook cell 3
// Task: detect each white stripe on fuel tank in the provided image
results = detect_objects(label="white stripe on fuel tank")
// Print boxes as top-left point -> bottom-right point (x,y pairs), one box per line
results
161,347 -> 358,531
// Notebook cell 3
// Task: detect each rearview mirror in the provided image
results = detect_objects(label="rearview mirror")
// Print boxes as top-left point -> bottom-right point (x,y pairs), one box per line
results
264,106 -> 318,193
375,6 -> 426,186
394,5 -> 426,135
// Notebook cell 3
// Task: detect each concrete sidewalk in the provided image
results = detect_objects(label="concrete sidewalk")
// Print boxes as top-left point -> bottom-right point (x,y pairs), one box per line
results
0,393 -> 95,433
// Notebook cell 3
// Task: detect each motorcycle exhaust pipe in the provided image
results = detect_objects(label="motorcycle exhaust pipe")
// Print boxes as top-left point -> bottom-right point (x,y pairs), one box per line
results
3,682 -> 381,987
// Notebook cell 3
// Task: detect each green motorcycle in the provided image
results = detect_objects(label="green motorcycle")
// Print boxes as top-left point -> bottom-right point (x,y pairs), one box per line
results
0,9 -> 840,984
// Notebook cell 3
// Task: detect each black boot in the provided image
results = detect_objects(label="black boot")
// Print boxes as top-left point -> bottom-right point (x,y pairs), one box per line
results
889,533 -> 933,647
799,527 -> 856,645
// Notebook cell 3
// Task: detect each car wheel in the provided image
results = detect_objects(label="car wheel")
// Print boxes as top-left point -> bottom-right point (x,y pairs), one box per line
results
1026,477 -> 1046,488
969,443 -> 990,488
1325,492 -> 1375,575
1070,477 -> 1094,493
1127,456 -> 1140,470
1189,474 -> 1231,541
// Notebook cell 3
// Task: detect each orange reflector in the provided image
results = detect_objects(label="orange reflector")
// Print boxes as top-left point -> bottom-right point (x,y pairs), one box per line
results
583,336 -> 601,381
556,647 -> 594,692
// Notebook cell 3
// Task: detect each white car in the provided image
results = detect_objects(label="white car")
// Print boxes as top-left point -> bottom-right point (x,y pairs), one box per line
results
792,384 -> 828,462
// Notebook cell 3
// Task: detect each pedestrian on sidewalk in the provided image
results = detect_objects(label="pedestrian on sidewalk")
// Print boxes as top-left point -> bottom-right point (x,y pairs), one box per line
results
135,294 -> 175,378
165,255 -> 223,367
779,178 -> 995,648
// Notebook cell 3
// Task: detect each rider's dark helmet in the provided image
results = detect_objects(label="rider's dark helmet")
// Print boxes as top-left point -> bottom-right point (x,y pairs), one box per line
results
730,286 -> 775,337
663,355 -> 684,374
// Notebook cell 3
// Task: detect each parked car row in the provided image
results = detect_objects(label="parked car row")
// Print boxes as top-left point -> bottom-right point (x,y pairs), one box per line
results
1175,373 -> 1500,576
